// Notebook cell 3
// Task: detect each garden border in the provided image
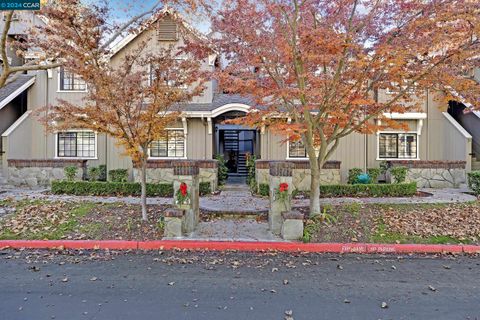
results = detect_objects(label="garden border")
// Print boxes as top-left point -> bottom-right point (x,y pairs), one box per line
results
0,240 -> 478,254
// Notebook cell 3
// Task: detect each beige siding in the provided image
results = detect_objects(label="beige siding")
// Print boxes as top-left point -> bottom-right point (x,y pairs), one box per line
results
260,129 -> 365,182
377,89 -> 427,112
2,112 -> 32,159
110,19 -> 214,104
6,112 -> 107,168
431,113 -> 472,171
106,136 -> 132,171
187,118 -> 212,159
27,70 -> 87,112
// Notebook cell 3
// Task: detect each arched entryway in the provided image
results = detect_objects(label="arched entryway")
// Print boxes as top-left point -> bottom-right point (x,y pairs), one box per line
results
212,108 -> 260,177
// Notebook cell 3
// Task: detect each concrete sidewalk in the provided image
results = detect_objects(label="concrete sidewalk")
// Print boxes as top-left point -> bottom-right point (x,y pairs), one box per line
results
0,186 -> 476,213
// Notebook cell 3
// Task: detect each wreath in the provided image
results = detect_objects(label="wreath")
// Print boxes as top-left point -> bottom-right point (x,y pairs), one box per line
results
175,182 -> 190,205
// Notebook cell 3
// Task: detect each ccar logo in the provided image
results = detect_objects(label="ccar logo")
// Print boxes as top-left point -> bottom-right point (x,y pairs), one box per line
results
0,1 -> 41,11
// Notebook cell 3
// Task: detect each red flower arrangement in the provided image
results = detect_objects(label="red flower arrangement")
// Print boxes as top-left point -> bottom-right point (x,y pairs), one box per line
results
275,182 -> 289,204
176,182 -> 190,205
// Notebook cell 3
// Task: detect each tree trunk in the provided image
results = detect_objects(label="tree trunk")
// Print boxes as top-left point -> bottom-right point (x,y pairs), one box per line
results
309,162 -> 321,216
140,157 -> 148,221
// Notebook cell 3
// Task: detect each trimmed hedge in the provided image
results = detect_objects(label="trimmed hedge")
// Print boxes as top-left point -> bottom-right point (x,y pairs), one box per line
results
467,171 -> 480,196
255,182 -> 417,198
199,182 -> 212,196
319,182 -> 417,197
51,180 -> 173,197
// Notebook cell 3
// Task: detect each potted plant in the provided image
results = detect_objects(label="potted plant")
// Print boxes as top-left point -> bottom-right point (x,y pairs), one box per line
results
175,182 -> 191,209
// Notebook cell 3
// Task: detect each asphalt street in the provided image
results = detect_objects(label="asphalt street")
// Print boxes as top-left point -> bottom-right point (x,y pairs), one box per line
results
0,250 -> 479,320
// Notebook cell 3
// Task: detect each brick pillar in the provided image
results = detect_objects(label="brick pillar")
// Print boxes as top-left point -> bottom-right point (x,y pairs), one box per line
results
173,161 -> 200,234
269,162 -> 294,234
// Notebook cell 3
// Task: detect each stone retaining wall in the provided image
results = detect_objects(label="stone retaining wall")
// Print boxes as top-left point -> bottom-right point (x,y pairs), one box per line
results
256,160 -> 341,191
390,160 -> 467,188
7,159 -> 86,187
133,159 -> 218,191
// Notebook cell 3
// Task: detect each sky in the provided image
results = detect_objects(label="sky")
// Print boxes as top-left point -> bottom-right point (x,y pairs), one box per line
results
101,0 -> 211,33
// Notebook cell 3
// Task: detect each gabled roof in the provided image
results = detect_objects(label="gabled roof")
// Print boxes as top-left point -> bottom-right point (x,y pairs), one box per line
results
0,75 -> 35,110
109,8 -> 209,58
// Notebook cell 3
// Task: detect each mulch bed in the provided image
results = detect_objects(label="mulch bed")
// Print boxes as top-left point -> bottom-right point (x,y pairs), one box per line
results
380,202 -> 480,243
69,203 -> 169,241
0,201 -> 170,241
297,202 -> 480,244
297,204 -> 379,243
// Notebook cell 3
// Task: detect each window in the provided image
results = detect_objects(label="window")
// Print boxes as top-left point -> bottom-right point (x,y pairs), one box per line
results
149,130 -> 185,158
378,133 -> 417,159
288,140 -> 307,158
149,61 -> 187,88
57,131 -> 96,158
59,67 -> 86,91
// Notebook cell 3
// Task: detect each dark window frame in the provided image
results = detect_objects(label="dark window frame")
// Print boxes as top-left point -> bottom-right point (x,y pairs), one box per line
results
57,131 -> 96,158
288,140 -> 308,158
378,133 -> 417,159
149,130 -> 185,158
59,67 -> 87,91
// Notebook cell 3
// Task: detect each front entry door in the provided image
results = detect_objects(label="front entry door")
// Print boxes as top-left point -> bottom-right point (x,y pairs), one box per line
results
219,129 -> 255,176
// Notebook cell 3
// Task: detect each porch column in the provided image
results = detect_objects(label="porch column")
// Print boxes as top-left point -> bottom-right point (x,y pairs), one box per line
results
173,161 -> 200,234
268,161 -> 294,234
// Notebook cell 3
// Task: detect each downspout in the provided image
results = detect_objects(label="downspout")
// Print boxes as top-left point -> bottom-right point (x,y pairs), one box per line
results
45,70 -> 49,160
426,89 -> 429,160
202,116 -> 207,160
105,134 -> 108,175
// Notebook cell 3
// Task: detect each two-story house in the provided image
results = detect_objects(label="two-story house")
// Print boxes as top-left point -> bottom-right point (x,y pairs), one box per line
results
0,10 -> 477,190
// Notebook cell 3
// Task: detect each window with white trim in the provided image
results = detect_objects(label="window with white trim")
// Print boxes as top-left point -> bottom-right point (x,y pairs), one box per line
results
149,130 -> 185,158
57,131 -> 96,158
59,67 -> 86,91
288,140 -> 307,158
378,133 -> 417,159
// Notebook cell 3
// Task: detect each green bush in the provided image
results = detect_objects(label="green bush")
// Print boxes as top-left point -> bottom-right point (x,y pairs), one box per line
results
390,166 -> 408,184
98,165 -> 107,181
246,154 -> 256,191
109,169 -> 128,182
467,171 -> 480,196
51,180 -> 173,197
367,168 -> 381,183
258,183 -> 269,197
64,166 -> 78,182
215,154 -> 228,186
88,166 -> 101,181
348,168 -> 363,184
254,182 -> 416,197
199,182 -> 212,196
319,182 -> 417,197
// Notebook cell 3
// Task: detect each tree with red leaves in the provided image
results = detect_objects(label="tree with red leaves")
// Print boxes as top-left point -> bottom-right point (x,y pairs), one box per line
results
36,1 -> 208,221
212,0 -> 480,215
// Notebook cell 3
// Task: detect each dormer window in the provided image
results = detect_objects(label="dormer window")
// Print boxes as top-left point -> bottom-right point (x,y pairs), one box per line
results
157,17 -> 178,41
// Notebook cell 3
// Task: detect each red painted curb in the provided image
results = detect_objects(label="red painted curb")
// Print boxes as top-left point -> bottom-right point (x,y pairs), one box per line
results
0,240 -> 477,254
462,245 -> 480,254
